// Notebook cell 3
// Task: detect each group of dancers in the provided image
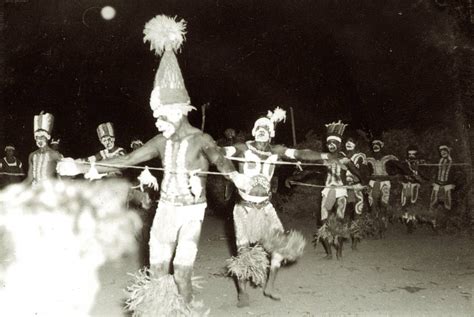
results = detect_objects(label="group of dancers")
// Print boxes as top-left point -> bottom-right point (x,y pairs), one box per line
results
0,14 -> 467,316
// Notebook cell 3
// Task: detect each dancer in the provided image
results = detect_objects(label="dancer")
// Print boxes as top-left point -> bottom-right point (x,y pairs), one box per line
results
87,122 -> 126,178
366,138 -> 398,235
224,107 -> 330,307
316,121 -> 367,260
0,145 -> 25,188
57,15 -> 250,315
25,112 -> 63,186
342,137 -> 369,249
398,145 -> 428,232
430,144 -> 459,215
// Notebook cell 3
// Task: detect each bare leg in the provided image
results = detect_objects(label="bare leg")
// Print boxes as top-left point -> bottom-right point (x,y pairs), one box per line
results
174,221 -> 202,303
174,265 -> 194,303
236,278 -> 250,307
263,253 -> 283,301
321,238 -> 333,259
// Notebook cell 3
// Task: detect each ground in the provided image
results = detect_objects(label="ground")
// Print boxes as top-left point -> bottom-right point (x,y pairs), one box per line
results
91,212 -> 474,317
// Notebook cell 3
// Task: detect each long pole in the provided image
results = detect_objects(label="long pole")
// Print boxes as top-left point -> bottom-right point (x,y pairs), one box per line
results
290,107 -> 297,146
201,103 -> 207,131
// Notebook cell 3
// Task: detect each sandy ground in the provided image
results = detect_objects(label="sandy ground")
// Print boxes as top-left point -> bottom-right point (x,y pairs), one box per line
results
91,213 -> 474,317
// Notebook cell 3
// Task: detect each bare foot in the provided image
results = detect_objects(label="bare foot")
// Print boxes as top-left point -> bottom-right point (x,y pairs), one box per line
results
237,292 -> 249,308
322,254 -> 333,260
263,289 -> 281,301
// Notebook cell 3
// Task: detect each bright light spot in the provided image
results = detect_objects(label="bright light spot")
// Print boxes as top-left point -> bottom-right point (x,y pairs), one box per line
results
101,6 -> 116,20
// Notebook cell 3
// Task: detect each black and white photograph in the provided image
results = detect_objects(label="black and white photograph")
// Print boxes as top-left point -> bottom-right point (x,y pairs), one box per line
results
1,0 -> 473,316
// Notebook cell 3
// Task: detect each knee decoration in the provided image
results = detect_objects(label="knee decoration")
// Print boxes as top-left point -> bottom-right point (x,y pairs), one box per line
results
149,243 -> 173,265
174,240 -> 198,266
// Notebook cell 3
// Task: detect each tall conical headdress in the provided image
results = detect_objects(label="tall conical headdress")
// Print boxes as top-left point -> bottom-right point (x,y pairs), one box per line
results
33,111 -> 54,140
144,15 -> 195,116
97,122 -> 115,139
325,120 -> 347,142
252,106 -> 287,138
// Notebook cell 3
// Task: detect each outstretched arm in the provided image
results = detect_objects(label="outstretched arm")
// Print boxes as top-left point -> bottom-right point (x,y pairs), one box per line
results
202,134 -> 236,175
202,135 -> 252,191
58,135 -> 163,175
93,137 -> 162,173
271,145 -> 331,161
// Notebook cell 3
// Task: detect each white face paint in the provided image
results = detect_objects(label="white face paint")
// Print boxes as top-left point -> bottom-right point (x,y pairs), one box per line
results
254,126 -> 271,143
35,136 -> 48,149
101,136 -> 115,150
345,141 -> 355,151
408,150 -> 417,159
154,108 -> 184,139
440,149 -> 449,158
155,119 -> 176,138
327,140 -> 339,153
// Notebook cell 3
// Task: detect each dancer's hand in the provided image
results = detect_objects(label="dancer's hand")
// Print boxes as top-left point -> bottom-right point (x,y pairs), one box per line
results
57,158 -> 83,176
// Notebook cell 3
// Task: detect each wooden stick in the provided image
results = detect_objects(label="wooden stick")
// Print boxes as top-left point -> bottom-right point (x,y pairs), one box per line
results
201,103 -> 209,131
290,107 -> 297,146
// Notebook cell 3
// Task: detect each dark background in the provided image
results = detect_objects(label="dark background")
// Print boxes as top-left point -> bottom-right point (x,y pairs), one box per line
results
2,0 -> 472,162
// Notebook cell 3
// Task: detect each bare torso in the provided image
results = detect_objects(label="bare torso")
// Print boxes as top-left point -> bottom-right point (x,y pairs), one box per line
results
28,147 -> 63,185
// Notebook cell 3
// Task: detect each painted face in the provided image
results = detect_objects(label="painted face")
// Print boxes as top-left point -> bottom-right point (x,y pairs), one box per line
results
345,141 -> 355,151
154,108 -> 183,139
254,125 -> 271,143
439,149 -> 449,158
327,140 -> 340,153
35,135 -> 48,149
224,129 -> 236,139
407,150 -> 417,159
372,143 -> 381,153
101,136 -> 115,150
5,149 -> 14,158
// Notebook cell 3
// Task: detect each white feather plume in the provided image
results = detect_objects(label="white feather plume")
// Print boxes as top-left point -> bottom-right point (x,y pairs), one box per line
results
137,166 -> 159,191
143,15 -> 187,56
267,106 -> 287,124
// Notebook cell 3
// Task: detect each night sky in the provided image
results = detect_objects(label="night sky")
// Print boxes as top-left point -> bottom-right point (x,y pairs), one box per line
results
3,0 -> 471,161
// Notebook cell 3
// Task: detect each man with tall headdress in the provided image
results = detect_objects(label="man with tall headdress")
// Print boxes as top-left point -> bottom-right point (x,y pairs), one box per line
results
87,122 -> 126,178
25,112 -> 63,186
366,138 -> 398,235
0,145 -> 25,188
224,108 -> 332,307
57,15 -> 250,314
315,121 -> 367,259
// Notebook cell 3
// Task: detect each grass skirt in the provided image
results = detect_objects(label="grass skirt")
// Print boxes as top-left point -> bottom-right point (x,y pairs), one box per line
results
125,269 -> 209,317
227,245 -> 269,286
261,229 -> 306,263
313,215 -> 350,247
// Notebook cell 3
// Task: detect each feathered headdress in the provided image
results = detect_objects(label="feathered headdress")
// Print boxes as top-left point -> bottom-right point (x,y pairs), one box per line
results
143,15 -> 195,116
252,106 -> 287,138
325,120 -> 347,142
